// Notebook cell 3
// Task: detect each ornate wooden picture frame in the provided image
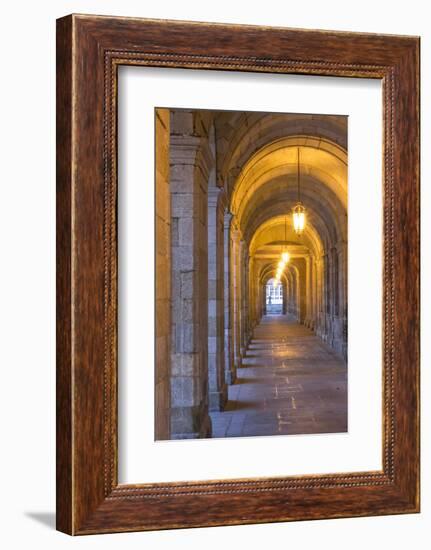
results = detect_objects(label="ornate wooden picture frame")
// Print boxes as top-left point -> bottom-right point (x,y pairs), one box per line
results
56,14 -> 420,534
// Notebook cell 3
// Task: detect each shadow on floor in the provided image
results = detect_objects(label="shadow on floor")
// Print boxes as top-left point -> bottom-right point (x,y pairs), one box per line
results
25,512 -> 56,530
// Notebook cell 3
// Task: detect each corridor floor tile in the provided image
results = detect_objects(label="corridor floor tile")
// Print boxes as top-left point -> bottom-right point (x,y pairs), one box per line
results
210,314 -> 347,439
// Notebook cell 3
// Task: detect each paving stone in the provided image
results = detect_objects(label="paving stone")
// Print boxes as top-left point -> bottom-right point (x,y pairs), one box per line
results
209,314 -> 347,439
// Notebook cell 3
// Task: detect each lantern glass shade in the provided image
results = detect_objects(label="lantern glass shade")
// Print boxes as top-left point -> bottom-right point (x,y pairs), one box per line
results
293,203 -> 306,235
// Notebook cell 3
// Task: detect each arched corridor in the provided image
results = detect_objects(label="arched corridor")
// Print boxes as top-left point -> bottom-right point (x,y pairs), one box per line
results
155,107 -> 348,440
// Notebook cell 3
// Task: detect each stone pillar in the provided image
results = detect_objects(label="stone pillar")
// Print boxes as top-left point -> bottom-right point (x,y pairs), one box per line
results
281,277 -> 287,314
248,255 -> 255,327
295,271 -> 299,317
286,271 -> 293,315
310,257 -> 317,330
319,253 -> 329,342
223,212 -> 236,384
231,226 -> 242,370
239,240 -> 248,357
207,187 -> 227,410
245,252 -> 251,339
155,108 -> 171,440
287,268 -> 296,318
316,256 -> 322,339
247,256 -> 253,328
304,255 -> 312,327
169,121 -> 213,439
290,259 -> 306,323
328,246 -> 338,350
337,241 -> 348,361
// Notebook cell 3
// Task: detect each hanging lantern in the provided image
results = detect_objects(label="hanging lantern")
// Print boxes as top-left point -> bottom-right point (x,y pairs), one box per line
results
292,203 -> 306,235
292,147 -> 306,236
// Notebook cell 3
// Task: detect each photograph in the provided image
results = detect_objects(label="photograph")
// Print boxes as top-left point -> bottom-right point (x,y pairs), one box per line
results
155,108 -> 348,440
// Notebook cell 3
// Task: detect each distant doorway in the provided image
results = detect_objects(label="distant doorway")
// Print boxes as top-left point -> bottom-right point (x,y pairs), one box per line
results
266,278 -> 283,315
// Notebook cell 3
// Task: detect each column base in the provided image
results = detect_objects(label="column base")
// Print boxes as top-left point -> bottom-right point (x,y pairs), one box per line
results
225,368 -> 236,385
235,353 -> 244,369
170,404 -> 212,439
208,384 -> 228,412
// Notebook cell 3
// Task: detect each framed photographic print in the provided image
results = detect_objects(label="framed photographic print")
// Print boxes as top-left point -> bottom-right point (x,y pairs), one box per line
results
56,14 -> 420,534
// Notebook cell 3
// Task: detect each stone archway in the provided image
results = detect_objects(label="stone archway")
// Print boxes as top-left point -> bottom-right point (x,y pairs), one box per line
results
155,108 -> 348,440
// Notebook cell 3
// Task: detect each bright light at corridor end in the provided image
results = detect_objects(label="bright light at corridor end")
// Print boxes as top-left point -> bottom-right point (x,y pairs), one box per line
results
275,251 -> 290,284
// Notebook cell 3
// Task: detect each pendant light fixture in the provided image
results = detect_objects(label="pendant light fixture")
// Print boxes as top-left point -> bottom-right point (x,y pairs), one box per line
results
292,147 -> 306,236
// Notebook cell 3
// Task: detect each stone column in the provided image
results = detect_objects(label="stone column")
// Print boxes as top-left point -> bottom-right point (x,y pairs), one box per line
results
282,278 -> 287,314
248,255 -> 255,328
207,187 -> 227,410
287,268 -> 297,318
310,257 -> 317,330
169,124 -> 213,439
314,257 -> 321,333
243,248 -> 250,343
337,241 -> 348,361
239,240 -> 248,357
295,272 -> 299,319
286,271 -> 292,315
231,226 -> 242,370
291,260 -> 306,323
223,212 -> 236,384
325,253 -> 331,341
304,255 -> 312,327
328,246 -> 338,350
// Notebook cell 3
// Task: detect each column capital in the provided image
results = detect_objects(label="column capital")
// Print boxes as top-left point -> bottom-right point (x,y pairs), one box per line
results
170,135 -> 215,181
170,134 -> 201,164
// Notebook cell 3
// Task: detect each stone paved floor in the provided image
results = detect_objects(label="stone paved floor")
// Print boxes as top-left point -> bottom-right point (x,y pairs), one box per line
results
210,314 -> 347,438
